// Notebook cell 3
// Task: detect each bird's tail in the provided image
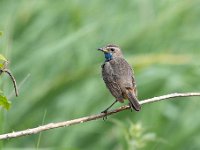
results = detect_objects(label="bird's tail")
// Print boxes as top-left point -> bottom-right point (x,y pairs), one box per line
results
126,88 -> 141,111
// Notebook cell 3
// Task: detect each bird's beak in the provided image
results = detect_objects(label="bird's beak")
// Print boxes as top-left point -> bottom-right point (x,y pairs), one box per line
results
97,47 -> 108,53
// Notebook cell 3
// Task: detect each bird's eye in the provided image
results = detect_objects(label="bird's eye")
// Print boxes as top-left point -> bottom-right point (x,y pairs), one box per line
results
110,48 -> 115,51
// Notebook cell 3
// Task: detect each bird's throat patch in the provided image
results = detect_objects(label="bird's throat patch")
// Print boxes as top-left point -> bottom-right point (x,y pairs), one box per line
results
104,53 -> 113,61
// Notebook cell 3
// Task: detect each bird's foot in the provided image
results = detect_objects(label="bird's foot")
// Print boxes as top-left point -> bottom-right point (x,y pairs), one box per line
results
101,110 -> 108,120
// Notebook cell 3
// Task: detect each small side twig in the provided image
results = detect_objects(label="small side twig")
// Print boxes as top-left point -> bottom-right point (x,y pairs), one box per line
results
0,92 -> 199,140
0,68 -> 18,97
0,61 -> 18,96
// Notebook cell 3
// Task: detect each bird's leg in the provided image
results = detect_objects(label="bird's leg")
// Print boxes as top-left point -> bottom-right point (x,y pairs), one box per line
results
101,100 -> 117,120
101,100 -> 118,113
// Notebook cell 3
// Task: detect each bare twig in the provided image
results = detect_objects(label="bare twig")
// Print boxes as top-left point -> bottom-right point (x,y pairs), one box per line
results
0,92 -> 200,140
0,61 -> 19,97
3,69 -> 19,97
8,73 -> 30,99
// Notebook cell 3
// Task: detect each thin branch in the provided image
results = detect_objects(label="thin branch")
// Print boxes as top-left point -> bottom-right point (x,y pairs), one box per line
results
8,73 -> 30,99
0,61 -> 18,97
2,69 -> 18,97
0,92 -> 200,140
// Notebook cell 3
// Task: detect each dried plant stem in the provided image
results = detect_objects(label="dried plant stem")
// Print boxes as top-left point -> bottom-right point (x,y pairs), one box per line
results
0,92 -> 200,140
0,68 -> 18,96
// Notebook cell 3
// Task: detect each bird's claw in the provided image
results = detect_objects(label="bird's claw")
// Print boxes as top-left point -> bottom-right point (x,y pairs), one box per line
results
101,110 -> 108,120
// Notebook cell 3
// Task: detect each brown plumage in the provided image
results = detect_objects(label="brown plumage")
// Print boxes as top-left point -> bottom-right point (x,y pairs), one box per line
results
98,44 -> 141,112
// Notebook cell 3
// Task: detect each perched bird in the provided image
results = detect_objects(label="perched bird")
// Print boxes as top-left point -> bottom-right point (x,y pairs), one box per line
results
98,44 -> 141,113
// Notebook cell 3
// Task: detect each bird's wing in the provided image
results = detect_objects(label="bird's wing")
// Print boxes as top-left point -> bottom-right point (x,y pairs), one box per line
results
118,58 -> 138,96
110,58 -> 140,110
102,62 -> 123,101
110,57 -> 134,88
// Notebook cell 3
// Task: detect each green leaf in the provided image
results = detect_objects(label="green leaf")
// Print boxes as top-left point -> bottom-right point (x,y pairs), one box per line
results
0,54 -> 7,62
0,95 -> 11,110
0,63 -> 3,69
0,31 -> 2,36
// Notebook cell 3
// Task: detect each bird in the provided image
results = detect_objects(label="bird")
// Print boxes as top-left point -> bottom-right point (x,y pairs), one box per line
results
98,44 -> 141,114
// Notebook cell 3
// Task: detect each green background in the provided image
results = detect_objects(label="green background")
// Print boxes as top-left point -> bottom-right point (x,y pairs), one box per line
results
0,0 -> 200,149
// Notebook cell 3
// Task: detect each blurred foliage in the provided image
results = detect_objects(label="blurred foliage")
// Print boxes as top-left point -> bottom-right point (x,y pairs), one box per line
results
0,0 -> 200,149
0,54 -> 7,62
111,120 -> 165,150
0,94 -> 10,110
0,54 -> 11,110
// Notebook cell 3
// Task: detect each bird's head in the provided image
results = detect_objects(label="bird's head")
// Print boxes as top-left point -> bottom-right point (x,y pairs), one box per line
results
98,44 -> 123,61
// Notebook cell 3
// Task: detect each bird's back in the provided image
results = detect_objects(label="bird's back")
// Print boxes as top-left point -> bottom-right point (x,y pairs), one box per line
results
102,57 -> 136,99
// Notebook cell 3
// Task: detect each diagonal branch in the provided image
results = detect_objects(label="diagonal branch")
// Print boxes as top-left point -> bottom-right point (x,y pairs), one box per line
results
0,65 -> 19,97
3,69 -> 19,97
0,92 -> 200,140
